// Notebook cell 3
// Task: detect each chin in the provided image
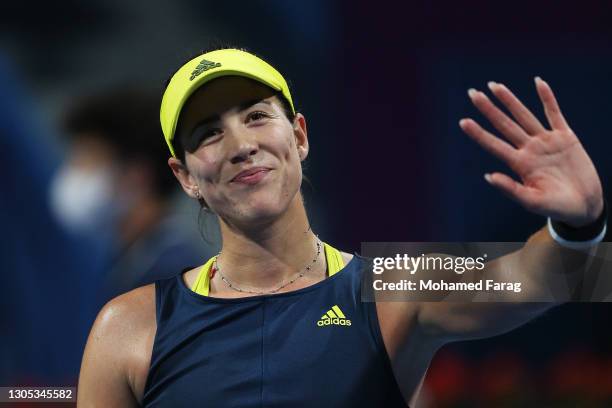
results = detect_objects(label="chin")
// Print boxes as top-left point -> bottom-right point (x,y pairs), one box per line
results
221,182 -> 300,226
241,203 -> 285,221
232,197 -> 290,225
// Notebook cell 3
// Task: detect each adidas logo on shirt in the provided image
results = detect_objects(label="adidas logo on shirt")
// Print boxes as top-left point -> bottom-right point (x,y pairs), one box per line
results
317,305 -> 351,327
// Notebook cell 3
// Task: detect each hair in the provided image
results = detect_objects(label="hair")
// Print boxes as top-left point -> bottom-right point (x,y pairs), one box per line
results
62,86 -> 177,199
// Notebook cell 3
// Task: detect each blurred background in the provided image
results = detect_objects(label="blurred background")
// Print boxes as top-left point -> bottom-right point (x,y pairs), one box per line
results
1,0 -> 611,406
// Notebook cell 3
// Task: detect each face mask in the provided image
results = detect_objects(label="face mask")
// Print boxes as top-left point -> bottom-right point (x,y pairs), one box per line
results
49,164 -> 126,235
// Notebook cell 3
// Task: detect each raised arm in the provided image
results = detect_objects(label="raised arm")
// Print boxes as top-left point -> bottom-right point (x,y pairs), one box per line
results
415,77 -> 605,345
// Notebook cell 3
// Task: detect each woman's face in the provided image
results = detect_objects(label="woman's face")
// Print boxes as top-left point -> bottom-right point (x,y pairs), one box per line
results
169,76 -> 309,228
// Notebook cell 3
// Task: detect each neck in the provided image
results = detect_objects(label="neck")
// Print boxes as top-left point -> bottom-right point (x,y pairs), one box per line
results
215,194 -> 323,290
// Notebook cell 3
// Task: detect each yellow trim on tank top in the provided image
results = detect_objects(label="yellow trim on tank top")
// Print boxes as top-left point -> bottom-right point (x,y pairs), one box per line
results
191,242 -> 345,296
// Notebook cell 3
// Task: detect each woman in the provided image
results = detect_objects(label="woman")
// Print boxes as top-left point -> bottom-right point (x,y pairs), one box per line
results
78,48 -> 606,407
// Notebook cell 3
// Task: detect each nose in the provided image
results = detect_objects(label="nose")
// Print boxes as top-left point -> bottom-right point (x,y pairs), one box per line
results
227,126 -> 258,164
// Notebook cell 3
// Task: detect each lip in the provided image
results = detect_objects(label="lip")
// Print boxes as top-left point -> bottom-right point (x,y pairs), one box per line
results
230,167 -> 271,184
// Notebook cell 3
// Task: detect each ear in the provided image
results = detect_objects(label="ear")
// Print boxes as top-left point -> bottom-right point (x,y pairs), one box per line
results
293,113 -> 309,161
168,157 -> 199,199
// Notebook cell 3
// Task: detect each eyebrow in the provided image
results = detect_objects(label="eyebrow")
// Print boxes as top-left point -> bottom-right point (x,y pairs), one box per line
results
189,99 -> 273,132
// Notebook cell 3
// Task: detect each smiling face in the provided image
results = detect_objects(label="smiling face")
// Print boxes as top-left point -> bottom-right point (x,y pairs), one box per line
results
168,76 -> 309,229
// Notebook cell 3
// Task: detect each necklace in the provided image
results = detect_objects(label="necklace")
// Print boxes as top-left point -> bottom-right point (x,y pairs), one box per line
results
212,237 -> 322,295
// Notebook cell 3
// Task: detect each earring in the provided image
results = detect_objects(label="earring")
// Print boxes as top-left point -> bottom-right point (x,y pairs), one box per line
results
193,188 -> 212,212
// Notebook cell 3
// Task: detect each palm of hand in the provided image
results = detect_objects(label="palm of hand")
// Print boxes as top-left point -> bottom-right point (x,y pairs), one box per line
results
460,78 -> 603,227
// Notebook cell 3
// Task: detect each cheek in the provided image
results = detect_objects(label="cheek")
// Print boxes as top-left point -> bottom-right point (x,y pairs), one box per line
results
273,130 -> 299,163
186,152 -> 221,183
280,140 -> 303,188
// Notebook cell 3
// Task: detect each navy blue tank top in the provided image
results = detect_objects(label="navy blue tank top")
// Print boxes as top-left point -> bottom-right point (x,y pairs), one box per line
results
142,254 -> 407,407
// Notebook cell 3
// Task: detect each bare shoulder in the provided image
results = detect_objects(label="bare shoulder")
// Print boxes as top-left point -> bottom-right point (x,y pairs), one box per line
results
95,284 -> 156,339
78,284 -> 157,407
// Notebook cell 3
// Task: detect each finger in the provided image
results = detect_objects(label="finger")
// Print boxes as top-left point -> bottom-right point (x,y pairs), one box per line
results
535,76 -> 569,130
468,88 -> 530,147
459,118 -> 518,167
487,81 -> 546,136
484,172 -> 537,208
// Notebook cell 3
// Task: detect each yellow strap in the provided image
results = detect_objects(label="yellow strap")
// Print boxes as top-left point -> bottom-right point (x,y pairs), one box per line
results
191,242 -> 345,296
324,242 -> 344,276
191,256 -> 216,296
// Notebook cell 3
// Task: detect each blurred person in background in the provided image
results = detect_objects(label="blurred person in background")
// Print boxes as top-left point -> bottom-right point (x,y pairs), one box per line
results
49,87 -> 215,301
0,54 -> 94,385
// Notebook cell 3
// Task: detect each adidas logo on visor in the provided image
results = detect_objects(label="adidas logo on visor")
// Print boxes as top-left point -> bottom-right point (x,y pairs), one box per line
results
317,305 -> 351,327
190,59 -> 222,81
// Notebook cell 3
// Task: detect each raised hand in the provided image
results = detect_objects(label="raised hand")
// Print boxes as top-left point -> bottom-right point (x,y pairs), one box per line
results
460,77 -> 604,228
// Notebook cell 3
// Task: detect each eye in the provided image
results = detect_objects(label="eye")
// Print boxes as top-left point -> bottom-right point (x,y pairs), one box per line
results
190,127 -> 222,149
246,111 -> 270,123
202,128 -> 222,138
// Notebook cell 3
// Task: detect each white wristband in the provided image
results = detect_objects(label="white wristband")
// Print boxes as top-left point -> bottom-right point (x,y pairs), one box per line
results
547,217 -> 607,250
